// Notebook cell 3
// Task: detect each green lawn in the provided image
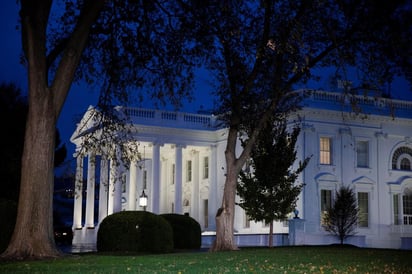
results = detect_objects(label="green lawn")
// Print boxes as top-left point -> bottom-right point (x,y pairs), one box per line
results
1,246 -> 411,273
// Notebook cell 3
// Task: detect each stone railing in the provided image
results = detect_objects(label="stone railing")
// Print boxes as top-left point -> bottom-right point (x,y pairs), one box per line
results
120,89 -> 412,129
391,224 -> 412,234
298,89 -> 412,117
122,107 -> 220,130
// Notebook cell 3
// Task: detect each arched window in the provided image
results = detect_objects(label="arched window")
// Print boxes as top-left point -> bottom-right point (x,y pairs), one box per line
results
392,146 -> 412,171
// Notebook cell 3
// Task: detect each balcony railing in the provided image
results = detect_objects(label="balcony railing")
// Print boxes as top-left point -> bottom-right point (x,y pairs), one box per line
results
122,107 -> 220,130
300,89 -> 412,117
119,90 -> 412,130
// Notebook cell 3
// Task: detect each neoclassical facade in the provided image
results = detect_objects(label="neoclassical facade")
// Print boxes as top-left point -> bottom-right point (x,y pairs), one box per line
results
71,90 -> 412,249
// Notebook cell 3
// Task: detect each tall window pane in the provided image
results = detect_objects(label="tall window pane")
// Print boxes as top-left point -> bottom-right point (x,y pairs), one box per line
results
358,192 -> 369,227
394,194 -> 400,225
321,189 -> 332,224
143,170 -> 147,189
403,193 -> 412,225
244,213 -> 250,228
204,199 -> 208,228
403,194 -> 412,215
203,156 -> 209,179
186,160 -> 192,182
356,141 -> 369,168
171,164 -> 175,185
320,137 -> 332,165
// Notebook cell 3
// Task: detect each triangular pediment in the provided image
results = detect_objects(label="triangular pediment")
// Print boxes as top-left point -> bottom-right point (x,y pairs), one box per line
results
70,105 -> 101,144
352,176 -> 375,186
315,172 -> 337,183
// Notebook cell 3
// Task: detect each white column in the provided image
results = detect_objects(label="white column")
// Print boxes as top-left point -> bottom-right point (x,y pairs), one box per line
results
175,145 -> 183,214
113,169 -> 123,213
159,158 -> 168,213
85,153 -> 96,228
107,158 -> 116,215
98,156 -> 109,224
73,155 -> 83,229
191,150 -> 200,218
107,146 -> 123,214
151,143 -> 161,213
137,158 -> 146,211
129,159 -> 138,210
208,145 -> 218,230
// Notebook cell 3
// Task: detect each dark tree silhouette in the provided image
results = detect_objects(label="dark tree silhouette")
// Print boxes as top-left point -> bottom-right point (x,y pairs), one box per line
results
237,115 -> 310,247
323,186 -> 359,245
0,83 -> 66,202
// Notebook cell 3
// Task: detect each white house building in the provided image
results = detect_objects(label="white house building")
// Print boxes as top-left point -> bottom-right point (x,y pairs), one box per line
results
70,89 -> 412,249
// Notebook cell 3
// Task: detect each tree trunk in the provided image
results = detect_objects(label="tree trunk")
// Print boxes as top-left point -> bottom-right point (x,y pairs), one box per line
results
210,169 -> 239,251
0,0 -> 104,260
0,0 -> 61,259
1,87 -> 59,259
269,221 -> 273,248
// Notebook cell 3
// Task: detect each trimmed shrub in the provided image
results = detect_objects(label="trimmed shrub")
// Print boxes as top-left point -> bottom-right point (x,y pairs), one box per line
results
97,211 -> 173,253
0,199 -> 17,253
160,213 -> 201,249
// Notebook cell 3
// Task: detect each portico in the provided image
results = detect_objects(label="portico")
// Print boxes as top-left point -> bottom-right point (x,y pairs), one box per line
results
71,107 -> 227,245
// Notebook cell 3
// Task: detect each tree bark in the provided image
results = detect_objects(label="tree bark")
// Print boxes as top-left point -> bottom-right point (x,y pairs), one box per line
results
0,0 -> 59,260
269,221 -> 273,248
210,169 -> 239,251
211,125 -> 247,251
1,0 -> 104,260
2,87 -> 59,259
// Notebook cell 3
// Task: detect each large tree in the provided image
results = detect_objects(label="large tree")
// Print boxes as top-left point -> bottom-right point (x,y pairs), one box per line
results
237,115 -> 310,247
180,1 -> 412,251
1,1 -> 198,260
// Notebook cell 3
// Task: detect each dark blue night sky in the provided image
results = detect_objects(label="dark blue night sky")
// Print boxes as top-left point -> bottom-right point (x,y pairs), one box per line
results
1,2 -> 410,174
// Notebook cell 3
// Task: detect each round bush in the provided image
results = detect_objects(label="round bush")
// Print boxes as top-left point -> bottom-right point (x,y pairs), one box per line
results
0,199 -> 17,253
97,211 -> 173,253
160,213 -> 201,249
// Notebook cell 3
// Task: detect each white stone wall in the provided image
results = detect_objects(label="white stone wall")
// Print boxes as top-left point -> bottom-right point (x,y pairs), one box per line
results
71,91 -> 412,248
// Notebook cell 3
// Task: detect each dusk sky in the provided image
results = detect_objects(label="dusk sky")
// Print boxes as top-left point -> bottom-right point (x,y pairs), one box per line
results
1,2 -> 411,174
0,2 -> 215,173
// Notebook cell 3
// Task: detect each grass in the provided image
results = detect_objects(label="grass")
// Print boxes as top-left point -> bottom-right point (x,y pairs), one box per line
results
0,246 -> 411,273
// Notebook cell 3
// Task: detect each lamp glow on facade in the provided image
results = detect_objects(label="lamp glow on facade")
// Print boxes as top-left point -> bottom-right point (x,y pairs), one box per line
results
139,190 -> 148,211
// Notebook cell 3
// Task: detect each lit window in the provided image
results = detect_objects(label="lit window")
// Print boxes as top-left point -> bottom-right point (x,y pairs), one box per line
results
357,192 -> 369,227
356,141 -> 369,168
320,137 -> 332,165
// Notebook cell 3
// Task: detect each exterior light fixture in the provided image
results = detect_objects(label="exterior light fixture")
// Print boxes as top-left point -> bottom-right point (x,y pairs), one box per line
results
139,190 -> 148,211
